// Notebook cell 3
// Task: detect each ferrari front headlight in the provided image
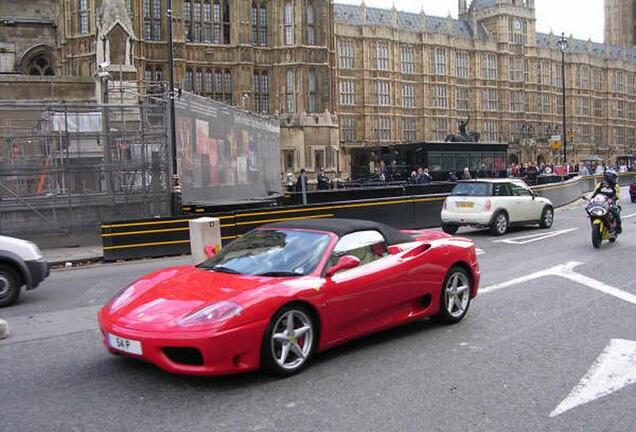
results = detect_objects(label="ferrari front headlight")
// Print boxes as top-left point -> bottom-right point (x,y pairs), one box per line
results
178,301 -> 243,327
109,284 -> 136,312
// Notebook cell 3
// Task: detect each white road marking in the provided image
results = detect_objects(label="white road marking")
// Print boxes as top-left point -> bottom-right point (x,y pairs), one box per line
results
492,228 -> 579,245
623,213 -> 636,219
550,339 -> 636,417
481,261 -> 636,306
476,248 -> 485,256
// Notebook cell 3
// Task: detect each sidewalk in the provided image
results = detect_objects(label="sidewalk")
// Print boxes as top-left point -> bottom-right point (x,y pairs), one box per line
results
41,245 -> 103,266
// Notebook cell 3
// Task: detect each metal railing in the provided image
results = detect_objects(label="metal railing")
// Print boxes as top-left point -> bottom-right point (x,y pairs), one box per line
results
0,101 -> 170,245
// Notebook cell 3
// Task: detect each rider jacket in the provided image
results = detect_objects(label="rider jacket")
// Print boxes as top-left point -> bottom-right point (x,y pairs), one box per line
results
592,182 -> 621,203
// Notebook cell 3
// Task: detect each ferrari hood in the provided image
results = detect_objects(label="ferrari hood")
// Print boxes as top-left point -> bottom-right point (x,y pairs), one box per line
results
107,266 -> 288,326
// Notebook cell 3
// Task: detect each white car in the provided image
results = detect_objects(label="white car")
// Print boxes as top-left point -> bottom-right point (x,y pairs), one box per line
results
0,235 -> 49,307
440,179 -> 554,236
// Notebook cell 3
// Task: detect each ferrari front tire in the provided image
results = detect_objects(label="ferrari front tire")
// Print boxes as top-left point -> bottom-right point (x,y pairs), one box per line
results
436,266 -> 472,325
261,304 -> 317,377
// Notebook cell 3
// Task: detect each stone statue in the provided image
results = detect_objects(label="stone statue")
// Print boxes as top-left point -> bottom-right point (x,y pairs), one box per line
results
445,114 -> 481,143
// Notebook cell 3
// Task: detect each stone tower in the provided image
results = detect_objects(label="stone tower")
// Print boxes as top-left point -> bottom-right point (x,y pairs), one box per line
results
605,0 -> 635,46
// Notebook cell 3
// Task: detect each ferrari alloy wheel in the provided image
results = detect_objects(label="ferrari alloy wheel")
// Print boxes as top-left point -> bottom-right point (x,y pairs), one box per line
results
490,211 -> 509,236
261,305 -> 317,377
436,266 -> 471,325
0,265 -> 21,308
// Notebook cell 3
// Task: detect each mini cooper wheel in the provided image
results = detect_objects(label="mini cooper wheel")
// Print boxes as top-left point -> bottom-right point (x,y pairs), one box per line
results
539,206 -> 554,229
0,265 -> 21,308
261,305 -> 317,377
490,211 -> 509,236
436,266 -> 472,325
442,224 -> 459,235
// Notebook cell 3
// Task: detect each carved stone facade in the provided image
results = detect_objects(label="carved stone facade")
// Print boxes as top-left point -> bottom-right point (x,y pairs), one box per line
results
605,0 -> 635,47
335,0 -> 636,166
4,0 -> 636,176
52,0 -> 339,176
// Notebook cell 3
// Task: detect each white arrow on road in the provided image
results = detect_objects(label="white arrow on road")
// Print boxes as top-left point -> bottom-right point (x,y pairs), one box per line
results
550,339 -> 636,417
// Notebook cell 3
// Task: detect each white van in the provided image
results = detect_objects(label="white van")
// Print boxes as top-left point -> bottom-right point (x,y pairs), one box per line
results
0,235 -> 49,307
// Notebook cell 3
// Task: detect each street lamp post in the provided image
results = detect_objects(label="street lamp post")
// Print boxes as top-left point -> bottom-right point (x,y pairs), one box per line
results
167,0 -> 181,216
557,33 -> 568,165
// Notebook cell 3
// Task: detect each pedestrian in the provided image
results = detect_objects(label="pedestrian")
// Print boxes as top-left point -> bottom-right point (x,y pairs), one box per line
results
424,168 -> 433,183
448,171 -> 458,182
296,168 -> 308,193
317,168 -> 330,190
409,171 -> 418,184
462,167 -> 472,180
285,172 -> 295,192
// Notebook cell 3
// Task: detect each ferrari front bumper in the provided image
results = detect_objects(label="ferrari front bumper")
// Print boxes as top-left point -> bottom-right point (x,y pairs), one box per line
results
99,316 -> 269,376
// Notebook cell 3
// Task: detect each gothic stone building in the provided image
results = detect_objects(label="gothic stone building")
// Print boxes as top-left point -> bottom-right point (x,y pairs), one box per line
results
605,0 -> 636,47
2,0 -> 636,177
334,0 -> 636,167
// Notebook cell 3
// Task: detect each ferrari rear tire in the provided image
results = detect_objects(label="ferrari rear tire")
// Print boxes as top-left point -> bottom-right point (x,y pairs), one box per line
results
0,265 -> 21,308
442,224 -> 459,235
436,266 -> 472,325
260,304 -> 317,377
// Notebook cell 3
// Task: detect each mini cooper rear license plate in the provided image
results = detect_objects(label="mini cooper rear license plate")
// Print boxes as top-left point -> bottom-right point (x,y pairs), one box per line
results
108,334 -> 143,355
457,201 -> 474,208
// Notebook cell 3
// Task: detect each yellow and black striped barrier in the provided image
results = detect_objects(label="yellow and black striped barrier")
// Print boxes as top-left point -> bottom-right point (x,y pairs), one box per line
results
101,193 -> 448,261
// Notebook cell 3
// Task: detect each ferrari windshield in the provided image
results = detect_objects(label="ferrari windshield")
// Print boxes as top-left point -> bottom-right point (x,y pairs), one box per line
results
199,229 -> 331,276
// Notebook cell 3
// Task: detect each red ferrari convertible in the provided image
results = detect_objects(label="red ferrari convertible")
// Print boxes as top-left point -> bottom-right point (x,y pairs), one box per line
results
98,219 -> 480,377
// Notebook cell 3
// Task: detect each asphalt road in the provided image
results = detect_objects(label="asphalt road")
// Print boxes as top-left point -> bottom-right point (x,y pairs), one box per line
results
2,190 -> 636,432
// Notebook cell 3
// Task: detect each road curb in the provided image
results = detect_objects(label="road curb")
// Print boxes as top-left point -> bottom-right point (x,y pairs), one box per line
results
48,256 -> 104,270
0,318 -> 9,340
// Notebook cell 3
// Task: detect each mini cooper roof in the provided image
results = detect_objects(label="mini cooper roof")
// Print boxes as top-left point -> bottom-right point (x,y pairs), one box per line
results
263,218 -> 414,245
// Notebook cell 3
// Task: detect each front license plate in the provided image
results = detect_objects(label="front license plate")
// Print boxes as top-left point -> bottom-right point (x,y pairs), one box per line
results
457,201 -> 474,208
108,334 -> 143,355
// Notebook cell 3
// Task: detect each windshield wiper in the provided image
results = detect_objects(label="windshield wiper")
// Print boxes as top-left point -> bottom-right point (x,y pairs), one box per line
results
210,265 -> 242,274
256,271 -> 303,277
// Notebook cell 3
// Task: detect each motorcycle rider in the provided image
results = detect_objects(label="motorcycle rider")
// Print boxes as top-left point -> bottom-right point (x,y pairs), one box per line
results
592,169 -> 622,234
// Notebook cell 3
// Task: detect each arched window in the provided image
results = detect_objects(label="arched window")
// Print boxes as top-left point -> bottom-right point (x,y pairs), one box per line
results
195,69 -> 203,93
306,3 -> 315,45
185,68 -> 193,91
28,55 -> 55,76
205,69 -> 213,93
78,0 -> 90,34
252,1 -> 268,46
284,2 -> 293,45
144,66 -> 153,83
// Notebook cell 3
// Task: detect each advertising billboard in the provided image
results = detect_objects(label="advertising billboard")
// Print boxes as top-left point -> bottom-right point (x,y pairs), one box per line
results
175,92 -> 281,204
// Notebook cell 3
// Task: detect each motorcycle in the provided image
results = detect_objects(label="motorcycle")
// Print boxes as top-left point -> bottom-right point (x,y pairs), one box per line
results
585,194 -> 620,248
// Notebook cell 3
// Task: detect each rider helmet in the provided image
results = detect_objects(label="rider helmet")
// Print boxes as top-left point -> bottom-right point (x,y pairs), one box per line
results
604,169 -> 618,186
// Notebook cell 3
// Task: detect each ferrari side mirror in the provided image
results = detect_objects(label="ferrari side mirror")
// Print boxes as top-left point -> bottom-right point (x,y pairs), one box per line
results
325,255 -> 361,277
203,244 -> 217,259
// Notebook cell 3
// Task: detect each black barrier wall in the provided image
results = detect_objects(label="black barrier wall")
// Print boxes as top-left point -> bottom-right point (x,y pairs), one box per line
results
102,174 -> 636,261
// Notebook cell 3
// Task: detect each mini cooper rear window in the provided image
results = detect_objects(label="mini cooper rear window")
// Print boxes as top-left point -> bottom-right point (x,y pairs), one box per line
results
451,182 -> 492,197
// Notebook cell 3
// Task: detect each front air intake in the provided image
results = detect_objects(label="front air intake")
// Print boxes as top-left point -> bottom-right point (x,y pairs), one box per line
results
163,347 -> 204,366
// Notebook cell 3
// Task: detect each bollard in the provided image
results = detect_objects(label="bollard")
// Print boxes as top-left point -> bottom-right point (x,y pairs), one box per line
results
189,217 -> 221,265
0,318 -> 9,340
